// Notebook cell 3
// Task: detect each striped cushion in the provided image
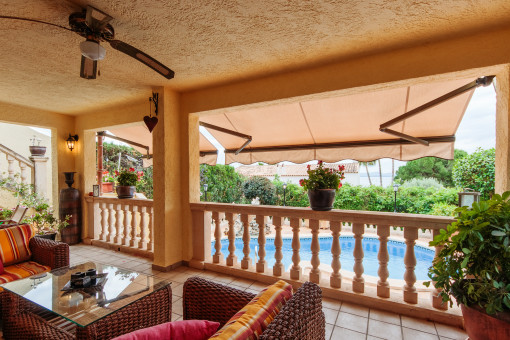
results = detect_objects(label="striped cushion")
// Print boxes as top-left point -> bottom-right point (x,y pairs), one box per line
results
0,261 -> 51,284
210,280 -> 293,340
0,224 -> 35,266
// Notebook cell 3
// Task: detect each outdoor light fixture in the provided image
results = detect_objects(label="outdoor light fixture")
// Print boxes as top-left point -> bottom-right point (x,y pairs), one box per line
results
66,134 -> 79,151
80,39 -> 106,61
458,188 -> 481,208
203,183 -> 208,201
283,183 -> 287,206
393,183 -> 400,213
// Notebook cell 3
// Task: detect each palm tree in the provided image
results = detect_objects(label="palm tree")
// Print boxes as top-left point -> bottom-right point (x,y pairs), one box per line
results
378,159 -> 383,186
360,161 -> 376,185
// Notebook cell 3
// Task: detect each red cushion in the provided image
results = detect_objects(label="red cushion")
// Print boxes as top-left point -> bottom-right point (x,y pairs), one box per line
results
0,260 -> 3,275
112,320 -> 220,340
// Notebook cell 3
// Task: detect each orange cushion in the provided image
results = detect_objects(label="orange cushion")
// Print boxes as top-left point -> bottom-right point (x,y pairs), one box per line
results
0,224 -> 34,266
210,280 -> 293,340
0,261 -> 51,284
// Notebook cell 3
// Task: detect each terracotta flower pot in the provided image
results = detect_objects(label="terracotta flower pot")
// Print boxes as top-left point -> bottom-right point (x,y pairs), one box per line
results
102,182 -> 114,193
29,145 -> 46,156
308,189 -> 336,211
461,304 -> 510,340
116,186 -> 136,199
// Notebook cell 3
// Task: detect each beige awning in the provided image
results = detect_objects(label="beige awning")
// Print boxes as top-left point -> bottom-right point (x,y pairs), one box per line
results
199,77 -> 479,164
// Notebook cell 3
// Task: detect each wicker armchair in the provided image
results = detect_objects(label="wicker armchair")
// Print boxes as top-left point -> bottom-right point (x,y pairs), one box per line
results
183,276 -> 326,340
0,237 -> 69,319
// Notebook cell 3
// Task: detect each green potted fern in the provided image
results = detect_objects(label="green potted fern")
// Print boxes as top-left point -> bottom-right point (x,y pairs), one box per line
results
116,169 -> 139,199
425,192 -> 510,340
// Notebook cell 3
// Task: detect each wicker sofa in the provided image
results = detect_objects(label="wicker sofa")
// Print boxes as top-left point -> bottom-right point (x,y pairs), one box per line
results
183,276 -> 326,339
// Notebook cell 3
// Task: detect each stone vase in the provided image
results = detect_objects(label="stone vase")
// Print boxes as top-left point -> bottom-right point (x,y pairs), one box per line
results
308,189 -> 336,211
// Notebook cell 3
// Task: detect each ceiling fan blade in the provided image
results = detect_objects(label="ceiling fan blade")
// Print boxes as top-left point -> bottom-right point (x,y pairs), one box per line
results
80,56 -> 97,79
109,40 -> 175,79
0,15 -> 72,32
85,5 -> 113,30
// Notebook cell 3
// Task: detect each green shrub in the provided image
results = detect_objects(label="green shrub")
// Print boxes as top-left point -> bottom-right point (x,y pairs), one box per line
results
401,177 -> 444,189
117,170 -> 138,186
429,202 -> 457,217
243,176 -> 275,205
452,148 -> 495,199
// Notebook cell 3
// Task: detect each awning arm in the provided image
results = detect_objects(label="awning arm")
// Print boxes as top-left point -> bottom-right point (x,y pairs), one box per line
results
97,131 -> 151,159
379,75 -> 494,145
199,122 -> 252,155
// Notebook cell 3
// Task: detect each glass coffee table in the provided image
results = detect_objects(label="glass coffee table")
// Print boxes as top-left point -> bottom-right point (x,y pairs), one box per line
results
1,261 -> 172,339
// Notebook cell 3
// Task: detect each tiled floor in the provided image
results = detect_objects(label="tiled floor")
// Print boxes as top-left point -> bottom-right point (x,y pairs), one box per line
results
69,244 -> 468,340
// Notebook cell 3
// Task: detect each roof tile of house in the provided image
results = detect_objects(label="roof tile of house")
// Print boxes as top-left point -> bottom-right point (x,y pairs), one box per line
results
236,162 -> 359,178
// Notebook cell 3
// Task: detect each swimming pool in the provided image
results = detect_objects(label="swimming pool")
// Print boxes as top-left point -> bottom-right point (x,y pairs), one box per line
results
212,236 -> 434,280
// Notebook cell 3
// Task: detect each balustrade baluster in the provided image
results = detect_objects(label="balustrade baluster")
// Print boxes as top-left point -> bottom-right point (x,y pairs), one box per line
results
273,216 -> 284,276
122,205 -> 131,246
256,215 -> 268,273
212,211 -> 223,263
290,217 -> 302,280
107,203 -> 115,243
19,162 -> 28,184
99,203 -> 108,241
93,202 -> 101,239
377,225 -> 390,298
138,206 -> 147,249
147,207 -> 154,251
114,204 -> 123,244
330,220 -> 342,288
403,228 -> 418,304
309,219 -> 321,283
352,222 -> 365,293
225,212 -> 237,266
7,155 -> 14,180
130,205 -> 137,247
431,229 -> 447,309
241,214 -> 251,269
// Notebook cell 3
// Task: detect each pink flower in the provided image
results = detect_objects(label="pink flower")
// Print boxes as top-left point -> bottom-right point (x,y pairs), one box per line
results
129,167 -> 135,172
338,183 -> 343,188
318,160 -> 323,165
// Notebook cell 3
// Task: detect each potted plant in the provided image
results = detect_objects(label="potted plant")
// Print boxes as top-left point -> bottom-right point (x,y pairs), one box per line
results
116,168 -> 139,199
425,192 -> 510,340
30,203 -> 70,240
102,170 -> 116,193
299,161 -> 345,211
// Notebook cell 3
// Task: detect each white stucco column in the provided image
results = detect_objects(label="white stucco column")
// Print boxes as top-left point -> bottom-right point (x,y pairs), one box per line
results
29,155 -> 49,200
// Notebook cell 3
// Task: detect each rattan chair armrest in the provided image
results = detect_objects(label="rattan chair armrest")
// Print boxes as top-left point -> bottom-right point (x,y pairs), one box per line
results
259,281 -> 326,340
183,276 -> 255,327
29,237 -> 70,269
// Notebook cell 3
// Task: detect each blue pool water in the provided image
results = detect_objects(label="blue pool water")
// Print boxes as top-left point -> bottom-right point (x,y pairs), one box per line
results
212,236 -> 434,280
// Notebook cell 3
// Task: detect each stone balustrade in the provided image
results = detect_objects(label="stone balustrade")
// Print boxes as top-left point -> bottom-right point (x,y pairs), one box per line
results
0,144 -> 34,185
85,196 -> 154,258
190,202 -> 460,325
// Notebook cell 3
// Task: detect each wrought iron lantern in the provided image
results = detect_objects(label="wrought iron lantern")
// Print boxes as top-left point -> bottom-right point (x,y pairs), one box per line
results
458,188 -> 481,208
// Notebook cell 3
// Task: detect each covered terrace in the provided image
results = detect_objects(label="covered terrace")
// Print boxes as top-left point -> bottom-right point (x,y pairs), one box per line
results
1,0 -> 510,338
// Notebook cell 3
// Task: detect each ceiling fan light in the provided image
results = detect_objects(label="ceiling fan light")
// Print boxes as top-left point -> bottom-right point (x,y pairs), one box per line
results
80,40 -> 106,61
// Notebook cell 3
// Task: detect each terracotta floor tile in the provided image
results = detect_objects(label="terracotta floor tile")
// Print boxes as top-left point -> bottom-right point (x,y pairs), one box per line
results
172,283 -> 184,297
323,307 -> 339,325
403,327 -> 440,340
335,312 -> 368,333
434,323 -> 467,340
369,309 -> 401,326
172,298 -> 183,315
322,297 -> 342,311
230,278 -> 255,288
401,315 -> 437,334
325,323 -> 334,340
340,301 -> 369,318
368,319 -> 403,340
330,326 -> 366,340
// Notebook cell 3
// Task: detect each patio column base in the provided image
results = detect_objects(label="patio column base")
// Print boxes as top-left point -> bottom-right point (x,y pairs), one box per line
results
226,256 -> 237,267
273,264 -> 284,276
431,293 -> 448,310
309,271 -> 321,284
404,289 -> 418,304
330,276 -> 341,288
241,259 -> 252,270
213,254 -> 224,264
256,262 -> 267,273
290,267 -> 301,280
189,259 -> 206,270
353,279 -> 365,293
377,284 -> 390,298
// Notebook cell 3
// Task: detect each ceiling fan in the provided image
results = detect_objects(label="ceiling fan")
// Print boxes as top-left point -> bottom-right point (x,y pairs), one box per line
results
0,6 -> 175,80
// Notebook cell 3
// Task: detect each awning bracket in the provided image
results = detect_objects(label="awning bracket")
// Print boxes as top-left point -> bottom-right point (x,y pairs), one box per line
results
199,122 -> 252,155
379,75 -> 494,145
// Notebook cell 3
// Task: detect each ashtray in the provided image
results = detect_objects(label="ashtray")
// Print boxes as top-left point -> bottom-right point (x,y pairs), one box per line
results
62,272 -> 108,291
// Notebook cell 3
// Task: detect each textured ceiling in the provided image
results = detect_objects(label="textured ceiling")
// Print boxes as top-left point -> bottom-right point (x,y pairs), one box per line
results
1,0 -> 510,115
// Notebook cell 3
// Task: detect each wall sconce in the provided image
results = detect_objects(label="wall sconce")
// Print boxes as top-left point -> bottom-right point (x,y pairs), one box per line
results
66,134 -> 79,151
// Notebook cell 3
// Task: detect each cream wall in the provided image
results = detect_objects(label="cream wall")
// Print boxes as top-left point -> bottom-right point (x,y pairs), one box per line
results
0,102 -> 75,211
